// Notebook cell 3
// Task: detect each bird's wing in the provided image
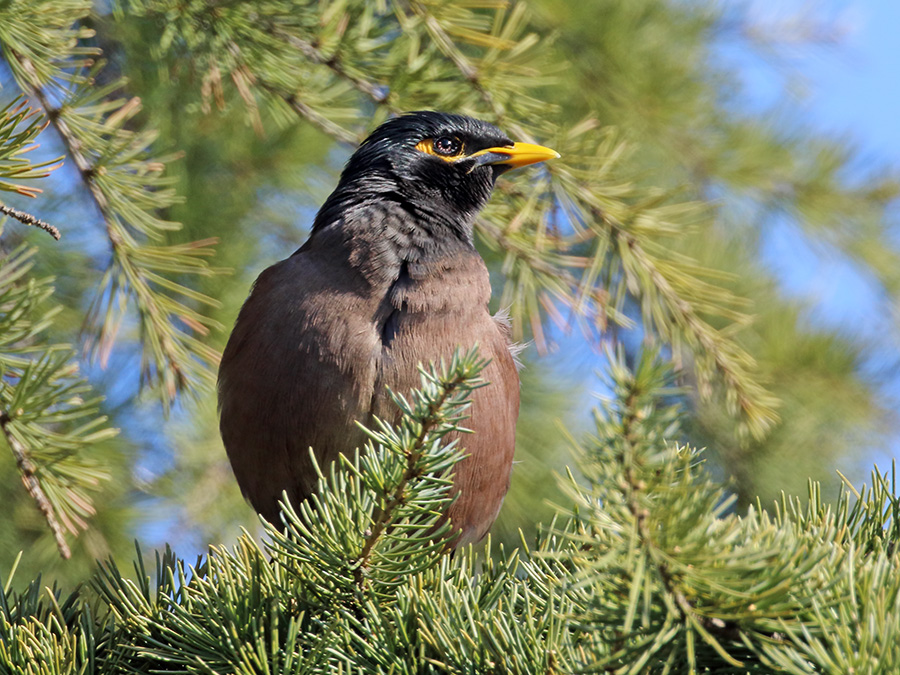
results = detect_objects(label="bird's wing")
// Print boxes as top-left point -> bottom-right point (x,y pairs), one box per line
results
218,250 -> 384,524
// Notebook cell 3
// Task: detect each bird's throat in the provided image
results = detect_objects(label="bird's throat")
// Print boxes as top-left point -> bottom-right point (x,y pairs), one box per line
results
312,200 -> 475,286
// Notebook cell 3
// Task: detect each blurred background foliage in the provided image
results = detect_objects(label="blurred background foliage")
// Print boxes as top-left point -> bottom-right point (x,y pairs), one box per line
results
0,0 -> 898,590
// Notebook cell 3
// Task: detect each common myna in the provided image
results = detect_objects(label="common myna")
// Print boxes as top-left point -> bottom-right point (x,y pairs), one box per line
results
218,111 -> 558,547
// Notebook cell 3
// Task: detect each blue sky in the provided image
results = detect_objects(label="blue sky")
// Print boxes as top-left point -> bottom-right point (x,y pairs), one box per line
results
751,0 -> 897,320
746,0 -> 900,466
801,1 -> 900,160
731,1 -> 899,156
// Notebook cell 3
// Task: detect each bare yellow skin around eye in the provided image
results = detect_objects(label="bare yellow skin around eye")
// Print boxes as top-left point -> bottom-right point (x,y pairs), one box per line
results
415,138 -> 466,162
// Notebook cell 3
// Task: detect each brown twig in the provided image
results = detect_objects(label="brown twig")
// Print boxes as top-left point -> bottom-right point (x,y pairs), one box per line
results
14,54 -> 121,240
0,203 -> 61,240
0,410 -> 71,559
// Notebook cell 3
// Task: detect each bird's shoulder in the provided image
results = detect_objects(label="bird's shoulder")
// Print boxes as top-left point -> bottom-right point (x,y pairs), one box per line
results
220,250 -> 383,378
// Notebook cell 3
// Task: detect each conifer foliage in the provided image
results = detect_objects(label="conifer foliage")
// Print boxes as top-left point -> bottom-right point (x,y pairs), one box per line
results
1,350 -> 898,672
1,0 -> 899,671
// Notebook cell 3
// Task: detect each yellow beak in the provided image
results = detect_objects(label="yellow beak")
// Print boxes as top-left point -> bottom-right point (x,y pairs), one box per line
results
469,141 -> 560,169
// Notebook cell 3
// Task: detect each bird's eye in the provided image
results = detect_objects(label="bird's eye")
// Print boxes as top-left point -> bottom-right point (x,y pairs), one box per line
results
433,136 -> 462,156
415,136 -> 464,160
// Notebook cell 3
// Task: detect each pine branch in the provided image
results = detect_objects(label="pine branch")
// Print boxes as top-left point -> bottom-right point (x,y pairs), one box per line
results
605,212 -> 778,438
258,80 -> 360,146
11,54 -> 218,401
398,0 -> 507,122
0,2 -> 223,406
15,56 -> 112,227
264,349 -> 485,606
542,350 -> 834,670
0,96 -> 63,240
0,409 -> 70,559
0,95 -> 64,200
480,118 -> 780,437
262,25 -> 393,107
0,245 -> 116,558
352,358 -> 478,588
4,351 -> 900,671
612,363 -> 744,666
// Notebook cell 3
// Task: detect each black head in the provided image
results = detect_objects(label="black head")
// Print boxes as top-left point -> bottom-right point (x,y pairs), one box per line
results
313,111 -> 558,240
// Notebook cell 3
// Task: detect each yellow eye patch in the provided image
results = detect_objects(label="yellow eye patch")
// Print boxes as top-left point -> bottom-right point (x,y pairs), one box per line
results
415,137 -> 465,161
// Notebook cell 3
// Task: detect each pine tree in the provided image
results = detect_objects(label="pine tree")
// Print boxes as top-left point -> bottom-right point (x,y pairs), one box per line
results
1,0 -> 899,671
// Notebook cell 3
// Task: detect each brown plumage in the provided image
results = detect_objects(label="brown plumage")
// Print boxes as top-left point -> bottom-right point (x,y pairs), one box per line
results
218,111 -> 558,547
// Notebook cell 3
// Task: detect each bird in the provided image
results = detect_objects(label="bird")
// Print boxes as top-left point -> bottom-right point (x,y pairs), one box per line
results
218,111 -> 559,548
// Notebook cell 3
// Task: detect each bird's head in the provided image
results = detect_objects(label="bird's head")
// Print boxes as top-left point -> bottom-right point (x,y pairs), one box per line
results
314,111 -> 559,239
